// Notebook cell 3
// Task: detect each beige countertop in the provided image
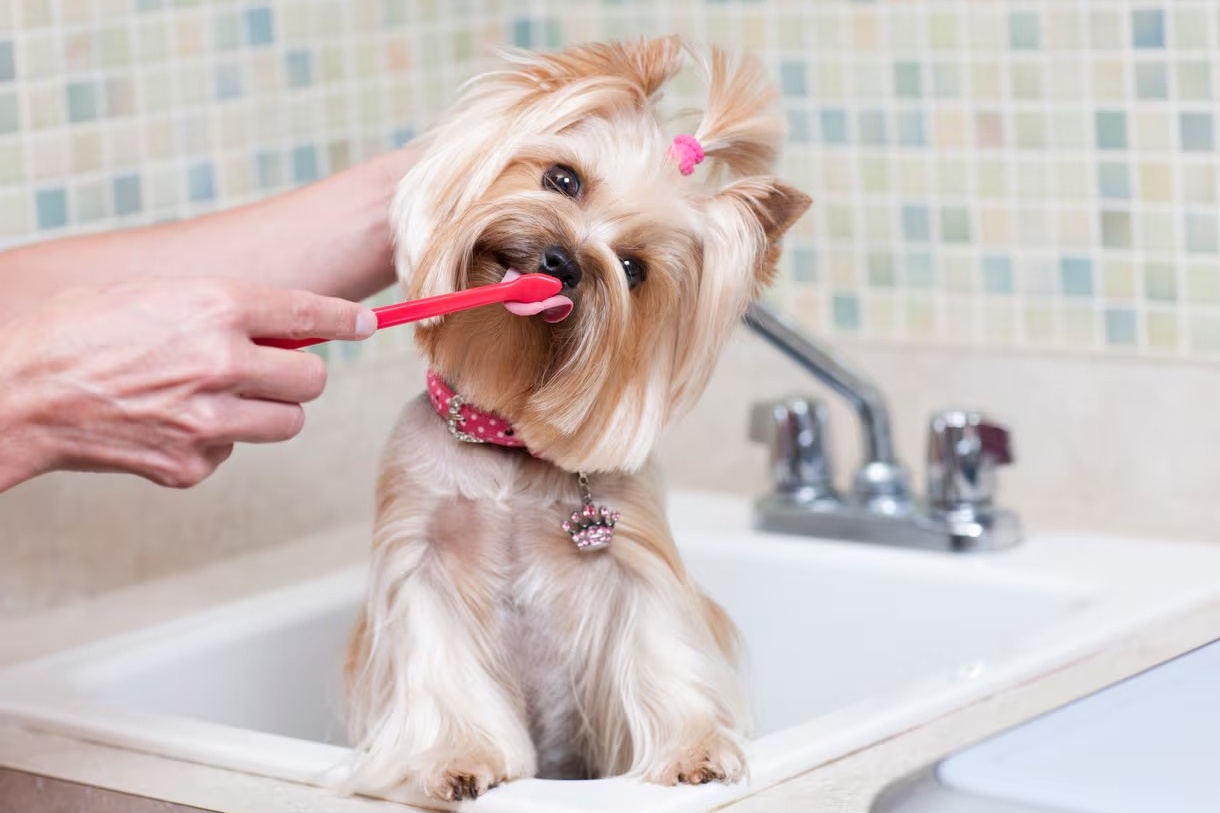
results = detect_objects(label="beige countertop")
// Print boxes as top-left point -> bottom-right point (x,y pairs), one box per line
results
1,525 -> 1217,813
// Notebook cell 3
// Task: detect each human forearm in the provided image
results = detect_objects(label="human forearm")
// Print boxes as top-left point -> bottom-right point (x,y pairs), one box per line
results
0,149 -> 417,326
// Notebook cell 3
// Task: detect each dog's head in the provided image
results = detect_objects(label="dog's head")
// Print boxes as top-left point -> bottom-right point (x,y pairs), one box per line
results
392,36 -> 810,472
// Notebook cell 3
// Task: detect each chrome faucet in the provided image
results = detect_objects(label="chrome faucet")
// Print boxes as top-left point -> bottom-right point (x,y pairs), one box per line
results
744,302 -> 1021,552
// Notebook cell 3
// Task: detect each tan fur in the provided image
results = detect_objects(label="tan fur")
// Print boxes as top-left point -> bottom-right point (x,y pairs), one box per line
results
344,37 -> 810,802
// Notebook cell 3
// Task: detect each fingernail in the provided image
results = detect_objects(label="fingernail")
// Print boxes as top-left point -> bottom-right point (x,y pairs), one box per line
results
355,308 -> 378,338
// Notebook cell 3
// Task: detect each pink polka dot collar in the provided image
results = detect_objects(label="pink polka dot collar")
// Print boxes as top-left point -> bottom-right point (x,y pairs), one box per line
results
426,369 -> 527,449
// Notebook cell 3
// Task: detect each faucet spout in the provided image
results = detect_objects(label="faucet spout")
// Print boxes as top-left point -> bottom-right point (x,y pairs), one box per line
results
744,302 -> 897,464
744,301 -> 911,513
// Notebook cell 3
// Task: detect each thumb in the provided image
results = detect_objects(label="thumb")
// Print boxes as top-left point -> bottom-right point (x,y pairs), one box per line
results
245,289 -> 377,341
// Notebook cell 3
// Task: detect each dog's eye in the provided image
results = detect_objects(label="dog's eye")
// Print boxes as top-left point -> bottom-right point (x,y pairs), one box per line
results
542,164 -> 581,198
620,256 -> 647,289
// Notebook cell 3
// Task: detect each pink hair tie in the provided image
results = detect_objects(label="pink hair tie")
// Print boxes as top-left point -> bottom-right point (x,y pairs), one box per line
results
668,134 -> 705,176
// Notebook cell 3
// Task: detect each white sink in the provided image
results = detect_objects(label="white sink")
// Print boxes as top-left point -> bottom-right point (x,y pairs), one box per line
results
3,491 -> 1220,813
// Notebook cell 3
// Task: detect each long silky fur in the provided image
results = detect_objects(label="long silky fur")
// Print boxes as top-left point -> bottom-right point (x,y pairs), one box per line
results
344,36 -> 811,802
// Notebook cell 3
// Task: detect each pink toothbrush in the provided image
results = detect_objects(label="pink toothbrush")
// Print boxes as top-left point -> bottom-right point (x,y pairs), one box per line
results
256,274 -> 563,350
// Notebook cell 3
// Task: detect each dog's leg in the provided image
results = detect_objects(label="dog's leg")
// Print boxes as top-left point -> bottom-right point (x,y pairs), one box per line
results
527,476 -> 750,786
346,487 -> 537,801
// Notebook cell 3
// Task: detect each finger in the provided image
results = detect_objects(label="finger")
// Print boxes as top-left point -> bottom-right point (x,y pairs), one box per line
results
240,288 -> 377,341
205,444 -> 235,469
238,346 -> 329,403
214,399 -> 307,444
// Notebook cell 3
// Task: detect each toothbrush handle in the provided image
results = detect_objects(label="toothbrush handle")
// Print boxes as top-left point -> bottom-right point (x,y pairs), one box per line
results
255,275 -> 561,350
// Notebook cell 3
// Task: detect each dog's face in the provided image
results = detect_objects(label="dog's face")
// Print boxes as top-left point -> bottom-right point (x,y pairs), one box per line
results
392,37 -> 810,472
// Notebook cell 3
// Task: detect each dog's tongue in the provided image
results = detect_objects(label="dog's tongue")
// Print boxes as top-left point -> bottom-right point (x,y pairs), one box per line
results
502,269 -> 573,323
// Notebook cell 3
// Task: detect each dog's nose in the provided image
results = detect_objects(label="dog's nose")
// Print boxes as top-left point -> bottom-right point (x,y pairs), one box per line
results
540,245 -> 582,289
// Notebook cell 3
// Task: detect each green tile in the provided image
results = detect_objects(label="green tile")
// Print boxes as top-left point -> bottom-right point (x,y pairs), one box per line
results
213,12 -> 241,51
1145,311 -> 1179,351
928,13 -> 958,49
941,207 -> 971,243
1134,62 -> 1168,99
1144,262 -> 1177,301
99,27 -> 132,68
832,294 -> 860,331
1011,63 -> 1042,98
894,61 -> 921,97
1177,61 -> 1212,100
1100,210 -> 1132,249
1185,212 -> 1218,253
1103,261 -> 1136,299
867,252 -> 895,287
66,81 -> 98,122
0,91 -> 18,133
1008,11 -> 1039,49
1188,313 -> 1220,354
1186,264 -> 1220,304
1173,8 -> 1209,49
0,143 -> 23,184
1095,110 -> 1127,150
932,63 -> 960,98
1015,112 -> 1045,148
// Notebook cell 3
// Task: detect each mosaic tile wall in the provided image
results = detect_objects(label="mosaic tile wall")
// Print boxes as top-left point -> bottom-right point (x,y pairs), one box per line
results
2,1 -> 1219,360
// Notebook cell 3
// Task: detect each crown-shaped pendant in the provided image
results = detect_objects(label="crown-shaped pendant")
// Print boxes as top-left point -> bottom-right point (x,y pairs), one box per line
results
562,473 -> 619,552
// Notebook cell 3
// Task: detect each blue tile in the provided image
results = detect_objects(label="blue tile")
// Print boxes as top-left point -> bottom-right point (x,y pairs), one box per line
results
1095,111 -> 1127,150
1008,11 -> 1040,49
511,17 -> 532,47
65,81 -> 98,123
859,110 -> 887,145
868,252 -> 895,287
786,109 -> 811,143
1098,162 -> 1130,199
820,109 -> 847,144
1135,62 -> 1168,99
905,253 -> 934,289
941,207 -> 971,243
1185,212 -> 1218,253
1180,112 -> 1214,152
390,126 -> 415,149
982,255 -> 1014,294
255,150 -> 281,188
894,61 -> 921,98
1132,9 -> 1165,48
245,7 -> 274,46
113,174 -> 142,215
35,188 -> 67,229
285,50 -> 312,88
780,60 -> 806,96
897,111 -> 926,146
0,41 -> 14,83
832,294 -> 860,331
1104,308 -> 1138,346
187,161 -> 215,202
215,63 -> 243,100
901,205 -> 930,242
1060,257 -> 1094,297
292,145 -> 319,183
793,247 -> 817,282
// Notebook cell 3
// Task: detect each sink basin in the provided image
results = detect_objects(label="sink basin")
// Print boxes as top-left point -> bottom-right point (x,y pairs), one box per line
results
3,490 -> 1220,813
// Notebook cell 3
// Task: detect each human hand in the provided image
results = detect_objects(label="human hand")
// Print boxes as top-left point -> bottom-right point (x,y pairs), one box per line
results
0,278 -> 375,490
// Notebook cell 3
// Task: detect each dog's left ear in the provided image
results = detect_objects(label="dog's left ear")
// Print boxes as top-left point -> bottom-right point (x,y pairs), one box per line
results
509,36 -> 684,105
715,177 -> 812,285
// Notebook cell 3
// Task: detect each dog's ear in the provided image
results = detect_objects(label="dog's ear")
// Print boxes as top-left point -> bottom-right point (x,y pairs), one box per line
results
505,36 -> 685,105
716,177 -> 812,287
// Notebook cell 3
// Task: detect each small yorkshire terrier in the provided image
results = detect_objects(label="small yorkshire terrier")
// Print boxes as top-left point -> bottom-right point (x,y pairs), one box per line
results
344,36 -> 810,802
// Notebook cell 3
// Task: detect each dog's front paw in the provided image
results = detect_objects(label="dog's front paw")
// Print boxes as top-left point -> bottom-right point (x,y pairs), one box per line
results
413,757 -> 508,802
643,730 -> 746,786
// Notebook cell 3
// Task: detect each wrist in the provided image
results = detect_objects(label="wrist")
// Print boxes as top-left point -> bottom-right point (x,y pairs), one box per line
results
0,339 -> 56,492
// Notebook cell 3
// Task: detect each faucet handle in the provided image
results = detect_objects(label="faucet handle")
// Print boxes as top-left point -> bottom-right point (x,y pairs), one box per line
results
749,397 -> 838,504
926,410 -> 1014,511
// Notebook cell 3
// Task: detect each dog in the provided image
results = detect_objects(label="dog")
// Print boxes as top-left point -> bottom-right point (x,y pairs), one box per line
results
344,35 -> 811,802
